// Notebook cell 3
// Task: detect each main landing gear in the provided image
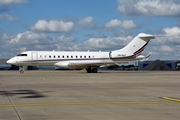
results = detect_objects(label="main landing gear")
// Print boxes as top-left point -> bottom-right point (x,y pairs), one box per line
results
86,67 -> 98,73
19,66 -> 25,74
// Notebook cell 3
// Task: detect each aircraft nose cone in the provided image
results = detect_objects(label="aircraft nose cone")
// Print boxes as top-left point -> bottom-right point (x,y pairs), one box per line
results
6,59 -> 14,64
6,59 -> 11,64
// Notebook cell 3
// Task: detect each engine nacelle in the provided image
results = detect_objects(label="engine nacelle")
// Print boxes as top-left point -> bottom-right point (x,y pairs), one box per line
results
109,51 -> 134,60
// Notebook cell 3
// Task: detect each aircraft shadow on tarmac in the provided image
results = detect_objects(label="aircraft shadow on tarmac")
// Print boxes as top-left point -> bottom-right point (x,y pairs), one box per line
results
0,90 -> 47,98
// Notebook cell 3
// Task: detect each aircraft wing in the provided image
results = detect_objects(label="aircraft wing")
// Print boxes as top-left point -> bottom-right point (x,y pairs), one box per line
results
68,60 -> 103,68
54,60 -> 112,69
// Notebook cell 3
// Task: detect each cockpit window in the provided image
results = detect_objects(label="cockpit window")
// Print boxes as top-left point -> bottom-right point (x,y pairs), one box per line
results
17,54 -> 27,56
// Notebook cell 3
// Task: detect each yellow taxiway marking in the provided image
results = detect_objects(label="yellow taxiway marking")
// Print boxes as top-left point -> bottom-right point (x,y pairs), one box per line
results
0,101 -> 179,107
161,97 -> 180,102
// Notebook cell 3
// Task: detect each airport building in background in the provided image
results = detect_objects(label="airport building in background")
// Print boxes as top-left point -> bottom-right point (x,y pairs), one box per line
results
138,60 -> 180,71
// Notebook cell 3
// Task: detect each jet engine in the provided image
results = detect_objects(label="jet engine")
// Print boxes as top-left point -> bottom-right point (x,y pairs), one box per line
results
109,51 -> 134,60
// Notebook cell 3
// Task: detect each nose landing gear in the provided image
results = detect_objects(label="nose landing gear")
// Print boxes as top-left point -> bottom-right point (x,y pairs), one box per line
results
19,66 -> 25,74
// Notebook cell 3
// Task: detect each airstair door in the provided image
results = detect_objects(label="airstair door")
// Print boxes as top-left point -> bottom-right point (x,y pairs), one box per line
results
32,52 -> 38,64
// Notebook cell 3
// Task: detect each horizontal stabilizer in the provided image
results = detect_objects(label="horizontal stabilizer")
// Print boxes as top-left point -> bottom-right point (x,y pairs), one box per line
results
138,33 -> 155,39
137,53 -> 151,61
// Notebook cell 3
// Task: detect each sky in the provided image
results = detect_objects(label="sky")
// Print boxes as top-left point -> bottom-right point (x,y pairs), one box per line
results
0,0 -> 180,60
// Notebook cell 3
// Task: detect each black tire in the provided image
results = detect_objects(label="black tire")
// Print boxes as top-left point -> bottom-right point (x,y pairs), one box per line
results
20,70 -> 24,74
92,68 -> 98,73
86,68 -> 91,73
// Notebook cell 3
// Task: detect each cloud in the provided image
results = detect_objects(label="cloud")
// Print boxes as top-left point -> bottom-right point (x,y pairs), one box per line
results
0,0 -> 28,5
0,32 -> 22,57
54,35 -> 133,52
105,19 -> 137,29
0,14 -> 17,21
78,16 -> 96,28
159,45 -> 174,52
3,31 -> 77,55
9,31 -> 50,44
56,35 -> 74,42
143,26 -> 180,60
80,35 -> 133,50
31,20 -> 74,33
117,0 -> 180,16
0,0 -> 27,21
1,33 -> 15,40
152,27 -> 180,45
1,31 -> 55,55
163,27 -> 180,35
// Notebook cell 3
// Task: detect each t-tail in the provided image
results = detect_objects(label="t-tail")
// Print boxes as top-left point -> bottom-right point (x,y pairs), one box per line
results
110,33 -> 155,61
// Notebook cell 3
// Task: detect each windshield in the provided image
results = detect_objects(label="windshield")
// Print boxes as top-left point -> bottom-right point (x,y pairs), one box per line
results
17,54 -> 27,56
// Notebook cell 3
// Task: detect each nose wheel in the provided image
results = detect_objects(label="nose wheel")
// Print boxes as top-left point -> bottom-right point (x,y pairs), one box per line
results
19,66 -> 25,74
20,70 -> 24,74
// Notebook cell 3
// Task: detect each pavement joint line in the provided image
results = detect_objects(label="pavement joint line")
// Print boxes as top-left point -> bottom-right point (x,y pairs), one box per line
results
0,101 -> 179,107
0,83 -> 22,120
161,97 -> 180,102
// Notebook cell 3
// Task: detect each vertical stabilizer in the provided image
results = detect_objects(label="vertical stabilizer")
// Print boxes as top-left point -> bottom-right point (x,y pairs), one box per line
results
117,33 -> 155,56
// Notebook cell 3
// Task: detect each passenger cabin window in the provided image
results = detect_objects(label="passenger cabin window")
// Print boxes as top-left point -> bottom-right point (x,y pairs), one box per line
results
89,56 -> 91,58
54,56 -> 56,58
62,56 -> 64,58
58,56 -> 60,58
49,55 -> 51,58
71,56 -> 73,58
76,56 -> 78,58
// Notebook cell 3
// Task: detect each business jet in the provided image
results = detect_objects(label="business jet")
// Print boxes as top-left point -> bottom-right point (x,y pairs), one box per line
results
6,33 -> 155,74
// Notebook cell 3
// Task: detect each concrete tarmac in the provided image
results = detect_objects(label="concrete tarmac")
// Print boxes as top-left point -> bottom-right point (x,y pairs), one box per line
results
0,70 -> 180,120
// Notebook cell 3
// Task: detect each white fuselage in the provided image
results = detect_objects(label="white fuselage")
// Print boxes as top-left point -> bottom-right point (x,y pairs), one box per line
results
7,50 -> 135,68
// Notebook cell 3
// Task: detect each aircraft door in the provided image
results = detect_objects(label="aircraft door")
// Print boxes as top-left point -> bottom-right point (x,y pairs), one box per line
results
109,51 -> 112,59
31,52 -> 38,64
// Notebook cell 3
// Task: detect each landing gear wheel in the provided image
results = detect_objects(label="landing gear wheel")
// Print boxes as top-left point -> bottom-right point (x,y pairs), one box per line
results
19,66 -> 24,74
92,68 -> 98,73
86,68 -> 91,73
20,70 -> 24,74
86,67 -> 98,73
